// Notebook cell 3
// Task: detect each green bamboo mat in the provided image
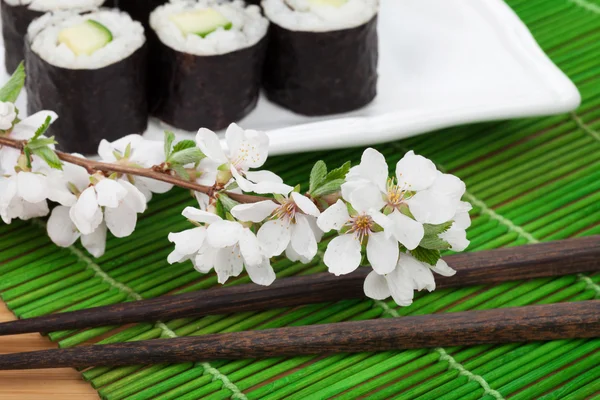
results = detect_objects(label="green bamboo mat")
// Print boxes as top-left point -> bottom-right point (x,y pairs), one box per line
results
2,0 -> 600,398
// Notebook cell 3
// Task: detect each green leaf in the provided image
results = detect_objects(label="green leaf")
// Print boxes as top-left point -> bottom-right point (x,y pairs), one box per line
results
293,184 -> 301,193
419,221 -> 453,250
172,140 -> 197,153
309,160 -> 327,193
31,146 -> 62,170
410,246 -> 441,266
423,221 -> 453,236
124,142 -> 132,158
215,198 -> 226,219
164,131 -> 175,159
218,193 -> 239,213
325,161 -> 351,182
311,178 -> 345,197
27,136 -> 57,150
168,147 -> 205,165
0,62 -> 25,103
31,116 -> 52,141
170,164 -> 189,180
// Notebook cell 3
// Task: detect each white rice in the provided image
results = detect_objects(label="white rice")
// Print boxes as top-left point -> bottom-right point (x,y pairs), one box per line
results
262,0 -> 378,32
28,9 -> 145,69
150,0 -> 268,56
3,0 -> 105,12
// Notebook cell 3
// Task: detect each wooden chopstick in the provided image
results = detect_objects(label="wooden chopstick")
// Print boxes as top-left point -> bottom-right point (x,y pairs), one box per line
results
0,301 -> 597,370
0,236 -> 598,336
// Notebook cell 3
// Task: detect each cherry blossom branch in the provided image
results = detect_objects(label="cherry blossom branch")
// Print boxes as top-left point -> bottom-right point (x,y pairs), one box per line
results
0,136 -> 269,204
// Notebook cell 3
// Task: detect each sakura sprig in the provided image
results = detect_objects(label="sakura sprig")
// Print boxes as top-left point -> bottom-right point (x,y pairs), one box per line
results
0,63 -> 472,306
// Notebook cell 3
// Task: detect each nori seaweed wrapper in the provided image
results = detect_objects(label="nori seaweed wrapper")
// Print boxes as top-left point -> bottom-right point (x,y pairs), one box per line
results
25,40 -> 148,154
149,35 -> 267,131
118,0 -> 167,29
263,16 -> 378,116
1,0 -> 116,74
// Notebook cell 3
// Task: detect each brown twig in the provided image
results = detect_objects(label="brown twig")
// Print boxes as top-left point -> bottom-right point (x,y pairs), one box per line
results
0,136 -> 270,204
0,236 -> 598,336
0,301 -> 597,370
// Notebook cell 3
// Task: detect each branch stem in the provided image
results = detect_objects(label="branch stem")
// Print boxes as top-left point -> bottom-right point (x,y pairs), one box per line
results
0,136 -> 269,204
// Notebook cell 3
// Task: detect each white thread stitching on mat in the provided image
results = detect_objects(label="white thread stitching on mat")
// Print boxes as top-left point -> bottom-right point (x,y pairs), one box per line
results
160,326 -> 248,400
577,274 -> 600,298
571,112 -> 600,142
375,300 -> 505,399
31,219 -> 247,400
462,193 -> 540,244
568,0 -> 600,14
436,348 -> 504,400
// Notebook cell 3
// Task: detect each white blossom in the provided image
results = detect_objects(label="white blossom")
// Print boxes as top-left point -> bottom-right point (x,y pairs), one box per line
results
0,111 -> 58,173
97,134 -> 172,200
168,207 -> 276,286
317,198 -> 398,276
0,172 -> 49,224
47,206 -> 107,257
231,191 -> 323,264
0,101 -> 17,130
440,201 -> 472,251
195,123 -> 292,195
363,254 -> 456,306
69,175 -> 147,238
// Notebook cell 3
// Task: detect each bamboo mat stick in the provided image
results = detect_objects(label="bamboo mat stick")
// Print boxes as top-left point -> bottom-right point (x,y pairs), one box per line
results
0,236 -> 598,336
0,301 -> 597,370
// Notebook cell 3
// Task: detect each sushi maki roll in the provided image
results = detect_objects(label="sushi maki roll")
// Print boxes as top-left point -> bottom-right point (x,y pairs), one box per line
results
117,0 -> 167,29
262,0 -> 379,116
149,0 -> 268,131
25,9 -> 148,154
1,0 -> 113,73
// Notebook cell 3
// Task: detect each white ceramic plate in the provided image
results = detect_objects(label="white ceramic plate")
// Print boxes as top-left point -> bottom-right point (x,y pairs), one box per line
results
3,0 -> 580,156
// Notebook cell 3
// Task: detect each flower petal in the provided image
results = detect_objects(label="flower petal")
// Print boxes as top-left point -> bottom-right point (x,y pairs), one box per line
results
182,206 -> 222,224
235,168 -> 293,195
285,243 -> 312,264
104,204 -> 137,238
194,244 -> 217,273
81,223 -> 107,258
257,219 -> 291,257
431,258 -> 456,277
347,182 -> 386,213
352,148 -> 389,193
323,234 -> 362,276
384,269 -> 416,307
47,206 -> 80,247
119,180 -> 147,213
291,192 -> 320,217
196,128 -> 227,163
440,225 -> 469,251
317,199 -> 350,232
168,226 -> 207,255
69,187 -> 102,235
290,214 -> 318,261
245,257 -> 276,286
453,201 -> 473,230
399,254 -> 436,292
366,231 -> 399,275
206,220 -> 243,248
227,124 -> 269,169
95,179 -> 127,208
363,270 -> 391,300
387,210 -> 424,250
214,246 -> 244,284
19,200 -> 49,220
238,228 -> 264,268
231,200 -> 278,223
17,172 -> 47,203
395,150 -> 438,191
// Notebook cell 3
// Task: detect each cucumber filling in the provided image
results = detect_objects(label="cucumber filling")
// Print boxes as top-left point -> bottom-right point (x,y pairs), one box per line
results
169,9 -> 233,38
58,20 -> 113,56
